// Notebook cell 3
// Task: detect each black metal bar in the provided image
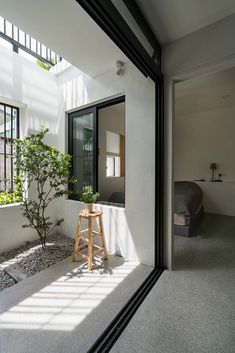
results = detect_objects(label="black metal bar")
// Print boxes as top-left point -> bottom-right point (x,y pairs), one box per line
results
3,105 -> 6,190
93,107 -> 98,193
10,107 -> 13,190
155,81 -> 164,269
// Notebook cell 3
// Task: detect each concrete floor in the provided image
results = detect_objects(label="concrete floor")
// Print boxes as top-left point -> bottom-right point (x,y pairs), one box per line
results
111,214 -> 235,353
0,254 -> 152,353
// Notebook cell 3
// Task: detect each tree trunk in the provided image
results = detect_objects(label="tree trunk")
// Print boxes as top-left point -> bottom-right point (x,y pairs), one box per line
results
39,233 -> 47,249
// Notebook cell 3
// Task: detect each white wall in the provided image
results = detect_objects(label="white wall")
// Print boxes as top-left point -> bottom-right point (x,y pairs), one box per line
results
98,105 -> 125,202
195,181 -> 235,216
0,45 -> 61,252
175,106 -> 235,182
0,204 -> 39,252
57,62 -> 155,266
162,14 -> 235,268
0,43 -> 156,266
163,14 -> 235,78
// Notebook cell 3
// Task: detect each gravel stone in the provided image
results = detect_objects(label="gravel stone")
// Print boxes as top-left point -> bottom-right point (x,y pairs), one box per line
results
0,268 -> 16,292
0,234 -> 74,292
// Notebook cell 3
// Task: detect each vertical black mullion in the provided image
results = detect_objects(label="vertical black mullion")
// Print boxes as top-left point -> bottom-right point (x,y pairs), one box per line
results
16,107 -> 19,139
93,107 -> 98,193
155,81 -> 164,269
16,107 -> 20,184
3,105 -> 6,191
10,107 -> 13,190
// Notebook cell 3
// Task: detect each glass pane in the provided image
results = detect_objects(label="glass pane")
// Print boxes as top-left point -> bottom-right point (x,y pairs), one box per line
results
6,155 -> 12,190
72,113 -> 94,195
114,156 -> 121,177
106,156 -> 115,177
106,131 -> 120,154
0,154 -> 4,186
106,156 -> 120,177
0,105 -> 4,138
12,109 -> 17,139
5,106 -> 11,138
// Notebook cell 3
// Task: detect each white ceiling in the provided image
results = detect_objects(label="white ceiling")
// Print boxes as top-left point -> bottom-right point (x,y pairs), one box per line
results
175,66 -> 235,116
136,0 -> 235,44
0,0 -> 127,77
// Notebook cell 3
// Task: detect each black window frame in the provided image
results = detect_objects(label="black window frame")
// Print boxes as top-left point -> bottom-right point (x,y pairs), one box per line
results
0,102 -> 19,192
68,95 -> 125,204
68,105 -> 97,197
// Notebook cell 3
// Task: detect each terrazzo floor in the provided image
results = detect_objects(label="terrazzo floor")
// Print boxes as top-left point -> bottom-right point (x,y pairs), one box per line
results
111,213 -> 235,353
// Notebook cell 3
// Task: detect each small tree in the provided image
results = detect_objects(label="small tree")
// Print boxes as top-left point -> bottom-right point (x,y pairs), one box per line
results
15,127 -> 76,249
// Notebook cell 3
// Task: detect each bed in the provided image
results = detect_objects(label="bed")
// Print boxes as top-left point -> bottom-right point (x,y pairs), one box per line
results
174,181 -> 203,236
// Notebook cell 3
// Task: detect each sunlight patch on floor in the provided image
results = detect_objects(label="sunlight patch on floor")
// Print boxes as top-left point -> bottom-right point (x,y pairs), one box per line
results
0,259 -> 138,331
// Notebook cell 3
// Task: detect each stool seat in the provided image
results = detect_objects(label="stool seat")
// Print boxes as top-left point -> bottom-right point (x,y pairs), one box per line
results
72,208 -> 108,270
79,209 -> 102,218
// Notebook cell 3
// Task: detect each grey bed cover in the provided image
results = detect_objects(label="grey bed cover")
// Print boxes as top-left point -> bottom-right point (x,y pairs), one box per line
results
174,181 -> 202,217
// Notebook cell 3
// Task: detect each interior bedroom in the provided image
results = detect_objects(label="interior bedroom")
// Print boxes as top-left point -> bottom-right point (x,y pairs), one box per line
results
173,66 -> 235,268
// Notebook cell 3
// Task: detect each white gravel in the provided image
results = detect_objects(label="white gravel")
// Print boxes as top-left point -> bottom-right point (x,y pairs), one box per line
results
0,234 -> 74,292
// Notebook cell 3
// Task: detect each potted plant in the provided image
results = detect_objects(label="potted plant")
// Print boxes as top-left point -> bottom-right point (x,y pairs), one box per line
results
80,186 -> 100,213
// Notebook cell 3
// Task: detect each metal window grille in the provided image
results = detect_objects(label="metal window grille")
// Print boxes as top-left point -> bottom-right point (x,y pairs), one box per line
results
0,16 -> 62,66
0,103 -> 19,191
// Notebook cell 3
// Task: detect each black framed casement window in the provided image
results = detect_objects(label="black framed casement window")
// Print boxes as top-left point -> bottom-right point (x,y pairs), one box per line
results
68,96 -> 125,203
0,103 -> 19,191
68,106 -> 97,197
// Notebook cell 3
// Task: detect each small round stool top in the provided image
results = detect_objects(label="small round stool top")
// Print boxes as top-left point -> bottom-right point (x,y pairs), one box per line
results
79,209 -> 102,218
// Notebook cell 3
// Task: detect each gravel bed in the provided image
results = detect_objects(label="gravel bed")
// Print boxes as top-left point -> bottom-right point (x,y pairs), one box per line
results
0,234 -> 74,291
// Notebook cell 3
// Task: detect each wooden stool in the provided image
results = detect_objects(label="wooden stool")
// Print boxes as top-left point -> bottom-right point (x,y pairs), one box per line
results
72,209 -> 108,270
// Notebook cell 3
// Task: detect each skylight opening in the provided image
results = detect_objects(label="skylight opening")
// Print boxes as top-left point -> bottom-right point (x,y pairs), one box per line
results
0,16 -> 62,69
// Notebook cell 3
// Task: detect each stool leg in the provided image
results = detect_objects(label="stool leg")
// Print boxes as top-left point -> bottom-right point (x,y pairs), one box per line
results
72,215 -> 82,262
88,217 -> 93,271
99,215 -> 108,260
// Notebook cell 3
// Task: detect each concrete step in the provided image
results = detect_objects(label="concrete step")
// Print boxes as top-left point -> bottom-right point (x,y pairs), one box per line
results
0,256 -> 28,282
